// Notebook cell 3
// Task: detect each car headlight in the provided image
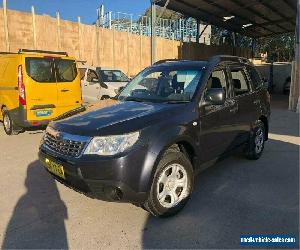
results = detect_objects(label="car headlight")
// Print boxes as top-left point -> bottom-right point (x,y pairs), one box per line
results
84,131 -> 140,156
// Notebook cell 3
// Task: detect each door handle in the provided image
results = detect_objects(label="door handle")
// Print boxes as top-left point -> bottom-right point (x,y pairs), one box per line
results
253,100 -> 260,105
61,89 -> 69,92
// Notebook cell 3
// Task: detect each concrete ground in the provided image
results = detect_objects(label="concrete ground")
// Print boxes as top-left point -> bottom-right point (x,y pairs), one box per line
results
0,95 -> 299,249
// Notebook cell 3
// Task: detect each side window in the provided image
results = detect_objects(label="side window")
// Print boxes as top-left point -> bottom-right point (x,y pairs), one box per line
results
230,68 -> 250,96
246,66 -> 263,90
207,69 -> 227,96
87,70 -> 98,82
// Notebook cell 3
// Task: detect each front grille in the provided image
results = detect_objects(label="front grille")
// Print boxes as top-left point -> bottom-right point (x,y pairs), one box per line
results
44,132 -> 86,157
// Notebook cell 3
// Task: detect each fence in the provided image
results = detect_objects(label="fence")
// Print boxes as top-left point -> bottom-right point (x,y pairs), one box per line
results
0,8 -> 251,77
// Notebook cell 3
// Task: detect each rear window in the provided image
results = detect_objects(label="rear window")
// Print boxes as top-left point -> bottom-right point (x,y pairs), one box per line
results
55,59 -> 77,82
25,58 -> 77,83
25,58 -> 55,82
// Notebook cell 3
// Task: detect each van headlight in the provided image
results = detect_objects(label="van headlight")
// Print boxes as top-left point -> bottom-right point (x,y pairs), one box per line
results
84,131 -> 140,156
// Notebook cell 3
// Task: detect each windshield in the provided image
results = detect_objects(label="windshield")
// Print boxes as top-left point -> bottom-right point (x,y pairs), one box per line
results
99,70 -> 129,82
118,67 -> 203,103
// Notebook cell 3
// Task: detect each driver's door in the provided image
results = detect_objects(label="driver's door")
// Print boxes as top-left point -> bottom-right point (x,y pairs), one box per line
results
198,66 -> 240,164
82,69 -> 101,104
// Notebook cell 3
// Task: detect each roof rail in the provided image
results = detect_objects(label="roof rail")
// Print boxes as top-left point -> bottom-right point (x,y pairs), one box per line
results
153,59 -> 191,65
0,52 -> 18,55
18,49 -> 68,56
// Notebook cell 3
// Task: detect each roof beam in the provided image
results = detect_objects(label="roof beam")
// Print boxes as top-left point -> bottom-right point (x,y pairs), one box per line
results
200,0 -> 278,35
229,0 -> 290,32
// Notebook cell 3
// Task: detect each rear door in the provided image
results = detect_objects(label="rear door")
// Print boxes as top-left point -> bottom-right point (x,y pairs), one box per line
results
24,57 -> 58,121
228,65 -> 258,144
55,59 -> 82,113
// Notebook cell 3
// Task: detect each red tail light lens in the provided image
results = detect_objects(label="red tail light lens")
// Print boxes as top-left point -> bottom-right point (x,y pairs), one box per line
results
18,65 -> 26,106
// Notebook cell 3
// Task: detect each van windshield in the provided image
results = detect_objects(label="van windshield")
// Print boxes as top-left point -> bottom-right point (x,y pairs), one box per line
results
25,58 -> 77,83
98,70 -> 129,83
118,67 -> 203,103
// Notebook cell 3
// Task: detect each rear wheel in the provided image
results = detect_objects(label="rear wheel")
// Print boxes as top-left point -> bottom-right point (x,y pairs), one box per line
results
143,148 -> 194,217
2,108 -> 22,135
246,121 -> 265,160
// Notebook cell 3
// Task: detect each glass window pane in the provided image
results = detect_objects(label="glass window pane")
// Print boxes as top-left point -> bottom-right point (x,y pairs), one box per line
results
25,58 -> 55,83
55,59 -> 77,82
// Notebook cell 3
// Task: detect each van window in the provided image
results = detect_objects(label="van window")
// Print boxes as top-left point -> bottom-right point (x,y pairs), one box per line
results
25,58 -> 55,82
25,58 -> 77,83
87,70 -> 99,82
55,59 -> 78,82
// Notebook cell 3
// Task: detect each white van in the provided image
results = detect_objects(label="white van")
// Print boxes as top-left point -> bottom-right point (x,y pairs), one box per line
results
78,64 -> 129,104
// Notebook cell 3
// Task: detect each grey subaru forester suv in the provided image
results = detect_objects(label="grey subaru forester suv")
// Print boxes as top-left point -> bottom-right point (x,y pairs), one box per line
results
39,55 -> 270,217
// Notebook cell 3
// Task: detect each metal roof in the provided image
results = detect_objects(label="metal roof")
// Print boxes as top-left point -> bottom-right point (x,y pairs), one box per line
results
157,0 -> 297,37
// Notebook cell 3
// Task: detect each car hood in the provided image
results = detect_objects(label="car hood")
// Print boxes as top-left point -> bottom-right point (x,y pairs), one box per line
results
51,101 -> 184,137
105,82 -> 128,89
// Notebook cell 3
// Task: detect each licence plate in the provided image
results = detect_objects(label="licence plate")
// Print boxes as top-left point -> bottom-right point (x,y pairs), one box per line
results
35,110 -> 53,117
45,158 -> 65,179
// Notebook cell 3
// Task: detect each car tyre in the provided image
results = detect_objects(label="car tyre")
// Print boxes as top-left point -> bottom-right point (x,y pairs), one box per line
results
2,108 -> 22,135
143,148 -> 194,217
246,121 -> 265,160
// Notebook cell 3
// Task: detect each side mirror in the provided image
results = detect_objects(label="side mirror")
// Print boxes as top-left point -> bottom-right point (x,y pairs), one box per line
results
202,88 -> 225,106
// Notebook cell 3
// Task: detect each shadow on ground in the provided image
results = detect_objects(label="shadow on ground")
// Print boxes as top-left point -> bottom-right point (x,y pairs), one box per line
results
142,139 -> 299,249
2,161 -> 68,249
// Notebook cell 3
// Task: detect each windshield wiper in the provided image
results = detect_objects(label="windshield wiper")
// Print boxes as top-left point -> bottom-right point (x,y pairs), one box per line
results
164,100 -> 190,104
123,97 -> 147,102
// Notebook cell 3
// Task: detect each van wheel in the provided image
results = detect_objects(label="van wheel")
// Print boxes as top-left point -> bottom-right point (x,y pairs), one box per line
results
143,149 -> 194,217
2,109 -> 21,135
246,121 -> 265,160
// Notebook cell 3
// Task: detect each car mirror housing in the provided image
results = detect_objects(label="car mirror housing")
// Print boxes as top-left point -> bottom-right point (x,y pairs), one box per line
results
202,88 -> 225,106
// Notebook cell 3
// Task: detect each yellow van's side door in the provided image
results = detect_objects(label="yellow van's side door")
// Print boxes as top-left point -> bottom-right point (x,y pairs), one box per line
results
54,59 -> 82,114
24,57 -> 58,121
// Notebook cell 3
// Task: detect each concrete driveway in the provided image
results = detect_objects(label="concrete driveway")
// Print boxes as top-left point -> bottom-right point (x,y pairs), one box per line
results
0,95 -> 299,249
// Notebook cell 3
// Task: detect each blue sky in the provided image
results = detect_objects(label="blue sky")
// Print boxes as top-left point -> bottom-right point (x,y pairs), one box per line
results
2,0 -> 150,24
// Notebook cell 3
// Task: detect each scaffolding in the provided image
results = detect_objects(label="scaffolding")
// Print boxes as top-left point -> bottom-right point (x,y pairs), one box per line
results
96,5 -> 211,43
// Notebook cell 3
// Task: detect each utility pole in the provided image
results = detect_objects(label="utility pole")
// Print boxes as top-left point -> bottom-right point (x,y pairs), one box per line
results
151,0 -> 157,65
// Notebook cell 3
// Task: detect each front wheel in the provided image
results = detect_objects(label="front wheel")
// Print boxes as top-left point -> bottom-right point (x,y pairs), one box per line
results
143,149 -> 194,217
246,121 -> 265,160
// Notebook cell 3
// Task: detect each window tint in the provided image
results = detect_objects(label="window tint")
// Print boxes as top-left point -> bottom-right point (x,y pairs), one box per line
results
230,69 -> 250,96
55,59 -> 77,82
25,58 -> 55,82
247,66 -> 263,90
207,70 -> 227,96
87,70 -> 99,82
79,68 -> 87,80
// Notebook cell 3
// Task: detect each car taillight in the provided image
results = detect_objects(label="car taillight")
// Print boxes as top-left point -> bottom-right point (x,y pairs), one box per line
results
18,65 -> 26,106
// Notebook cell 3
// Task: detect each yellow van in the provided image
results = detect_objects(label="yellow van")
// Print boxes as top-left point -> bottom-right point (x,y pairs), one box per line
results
0,49 -> 82,135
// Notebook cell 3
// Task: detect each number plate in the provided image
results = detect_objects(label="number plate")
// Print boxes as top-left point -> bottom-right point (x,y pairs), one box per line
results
35,110 -> 53,117
44,158 -> 65,179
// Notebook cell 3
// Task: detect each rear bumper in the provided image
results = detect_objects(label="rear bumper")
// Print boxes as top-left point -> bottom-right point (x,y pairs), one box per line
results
9,105 -> 85,128
38,146 -> 149,203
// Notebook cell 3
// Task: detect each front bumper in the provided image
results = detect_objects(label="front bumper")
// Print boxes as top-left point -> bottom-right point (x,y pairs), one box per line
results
39,145 -> 150,203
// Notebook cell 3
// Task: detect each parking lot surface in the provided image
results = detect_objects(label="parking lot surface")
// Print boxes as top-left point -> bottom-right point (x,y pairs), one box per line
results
0,95 -> 299,249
